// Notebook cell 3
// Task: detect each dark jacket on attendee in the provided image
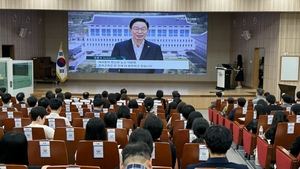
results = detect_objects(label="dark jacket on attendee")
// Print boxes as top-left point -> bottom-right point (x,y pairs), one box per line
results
264,105 -> 283,115
187,157 -> 248,169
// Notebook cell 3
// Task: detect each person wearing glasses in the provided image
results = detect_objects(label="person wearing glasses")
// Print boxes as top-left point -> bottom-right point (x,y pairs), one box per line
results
109,18 -> 164,74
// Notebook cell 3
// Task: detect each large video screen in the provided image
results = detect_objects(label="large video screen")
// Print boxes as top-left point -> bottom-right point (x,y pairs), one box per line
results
68,12 -> 208,74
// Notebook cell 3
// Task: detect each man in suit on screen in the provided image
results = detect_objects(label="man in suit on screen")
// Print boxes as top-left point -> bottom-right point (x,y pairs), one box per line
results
109,18 -> 164,74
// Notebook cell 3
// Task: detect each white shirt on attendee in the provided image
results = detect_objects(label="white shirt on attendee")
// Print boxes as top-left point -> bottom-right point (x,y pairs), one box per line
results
46,112 -> 72,127
26,123 -> 55,140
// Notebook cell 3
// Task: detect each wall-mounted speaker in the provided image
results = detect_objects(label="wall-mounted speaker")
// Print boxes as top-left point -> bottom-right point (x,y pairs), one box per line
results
241,30 -> 251,40
19,27 -> 27,38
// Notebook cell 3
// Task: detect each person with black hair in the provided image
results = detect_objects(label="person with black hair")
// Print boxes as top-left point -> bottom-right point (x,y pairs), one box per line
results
187,125 -> 248,169
116,105 -> 137,129
56,93 -> 64,102
137,97 -> 154,126
115,92 -> 121,101
82,92 -> 89,100
165,101 -> 177,121
102,98 -> 111,109
45,90 -> 53,97
176,101 -> 186,114
92,98 -> 104,113
46,98 -> 71,127
221,97 -> 234,116
296,91 -> 300,101
16,92 -> 26,104
120,88 -> 127,95
1,93 -> 14,108
257,99 -> 267,107
280,94 -> 292,108
137,92 -> 146,100
264,95 -> 283,114
291,104 -> 300,115
64,92 -> 72,100
94,94 -> 102,99
153,90 -> 166,110
289,135 -> 300,158
142,114 -> 176,168
46,93 -> 55,100
55,88 -> 62,94
253,88 -> 266,104
192,118 -> 209,143
128,128 -> 153,153
120,142 -> 152,169
104,112 -> 117,128
109,18 -> 164,74
26,106 -> 54,140
228,97 -> 246,121
264,111 -> 288,144
128,99 -> 139,109
264,92 -> 271,98
108,93 -> 117,104
27,96 -> 38,108
235,54 -> 244,89
0,87 -> 6,93
246,105 -> 266,134
102,90 -> 108,99
186,111 -> 203,129
210,91 -> 222,109
38,97 -> 50,110
172,90 -> 180,99
0,131 -> 42,169
84,117 -> 107,140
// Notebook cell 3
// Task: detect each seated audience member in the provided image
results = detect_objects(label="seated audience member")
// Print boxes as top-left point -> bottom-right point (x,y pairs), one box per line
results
104,112 -> 117,128
264,95 -> 283,114
128,128 -> 153,153
45,90 -> 52,97
221,97 -> 234,116
172,90 -> 181,99
228,97 -> 246,121
27,96 -> 38,108
85,117 -> 107,140
94,93 -> 102,100
257,99 -> 267,107
120,142 -> 152,169
0,87 -> 6,93
296,91 -> 300,101
108,93 -> 117,104
153,90 -> 166,110
116,105 -> 137,129
46,92 -> 55,100
121,93 -> 130,101
186,111 -> 203,129
128,99 -> 139,109
187,125 -> 248,169
142,114 -> 176,168
0,131 -> 42,169
173,97 -> 182,105
210,92 -> 222,109
137,97 -> 154,126
56,93 -> 64,102
120,88 -> 127,95
191,118 -> 209,143
264,110 -> 288,144
246,105 -> 266,134
280,94 -> 292,108
289,135 -> 300,157
16,92 -> 26,104
55,87 -> 62,94
27,106 -> 54,140
102,90 -> 108,99
291,104 -> 300,115
64,92 -> 72,100
1,93 -> 14,108
81,92 -> 90,101
46,98 -> 71,127
138,92 -> 146,100
176,101 -> 186,114
115,92 -> 121,101
92,98 -> 104,113
102,98 -> 111,109
165,101 -> 177,121
264,92 -> 270,98
252,88 -> 266,104
38,97 -> 50,110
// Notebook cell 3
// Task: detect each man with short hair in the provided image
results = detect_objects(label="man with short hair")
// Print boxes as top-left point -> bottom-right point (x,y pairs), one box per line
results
252,88 -> 266,104
228,97 -> 246,121
1,93 -> 18,111
55,87 -> 62,94
210,92 -> 222,109
46,98 -> 71,127
16,92 -> 26,104
38,97 -> 50,110
120,142 -> 152,169
27,96 -> 38,107
264,95 -> 283,114
280,94 -> 292,108
92,98 -> 104,113
187,125 -> 248,169
26,106 -> 54,140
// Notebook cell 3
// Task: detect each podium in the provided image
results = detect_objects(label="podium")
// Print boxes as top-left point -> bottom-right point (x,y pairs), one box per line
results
278,84 -> 296,98
215,67 -> 234,90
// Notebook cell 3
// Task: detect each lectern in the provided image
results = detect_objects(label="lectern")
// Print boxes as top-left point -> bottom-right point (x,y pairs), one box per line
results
215,67 -> 233,90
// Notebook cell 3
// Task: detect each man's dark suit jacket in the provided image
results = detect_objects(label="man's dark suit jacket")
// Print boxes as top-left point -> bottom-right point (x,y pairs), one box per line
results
186,157 -> 248,169
108,39 -> 164,74
264,104 -> 283,114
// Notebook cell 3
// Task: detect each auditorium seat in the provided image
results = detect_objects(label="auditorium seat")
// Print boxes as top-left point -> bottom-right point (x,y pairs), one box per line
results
132,108 -> 141,118
117,118 -> 134,133
76,140 -> 119,169
160,129 -> 169,142
140,118 -> 167,129
0,107 -> 16,112
15,103 -> 28,111
181,143 -> 206,169
0,164 -> 28,169
171,113 -> 181,127
175,129 -> 193,163
153,166 -> 172,169
212,109 -> 218,125
70,108 -> 90,117
216,112 -> 224,125
4,117 -> 31,131
0,111 -> 22,125
45,165 -> 100,169
276,146 -> 300,169
60,112 -> 81,124
171,119 -> 185,144
170,109 -> 177,117
72,118 -> 90,128
257,122 -> 300,169
224,117 -> 232,132
232,110 -> 253,148
13,127 -> 46,140
215,99 -> 221,111
28,140 -> 68,165
129,112 -> 137,125
208,107 -> 213,124
45,118 -> 66,129
225,104 -> 234,116
105,128 -> 128,148
152,142 -> 172,167
85,112 -> 105,120
53,127 -> 85,164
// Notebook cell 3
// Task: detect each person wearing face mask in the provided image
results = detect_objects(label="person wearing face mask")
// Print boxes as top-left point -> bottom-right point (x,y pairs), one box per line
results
109,18 -> 164,74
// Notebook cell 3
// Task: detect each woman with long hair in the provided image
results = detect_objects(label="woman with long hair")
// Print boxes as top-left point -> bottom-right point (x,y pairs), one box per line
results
235,54 -> 244,89
264,110 -> 288,144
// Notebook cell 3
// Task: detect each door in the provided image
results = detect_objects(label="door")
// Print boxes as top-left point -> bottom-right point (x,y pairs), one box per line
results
253,48 -> 265,88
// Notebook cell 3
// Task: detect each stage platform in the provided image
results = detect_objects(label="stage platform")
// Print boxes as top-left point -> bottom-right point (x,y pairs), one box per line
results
32,80 -> 256,109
